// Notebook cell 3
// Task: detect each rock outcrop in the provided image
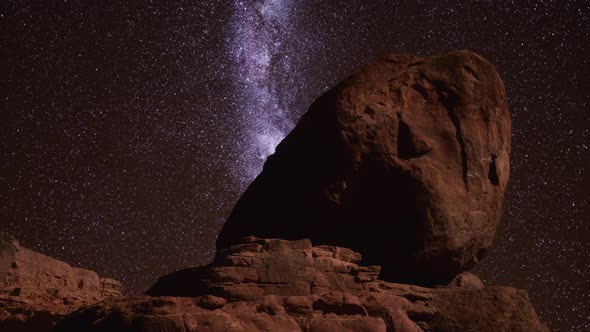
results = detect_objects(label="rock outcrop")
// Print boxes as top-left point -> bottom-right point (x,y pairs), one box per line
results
56,237 -> 547,332
2,51 -> 542,332
216,50 -> 511,285
0,233 -> 122,332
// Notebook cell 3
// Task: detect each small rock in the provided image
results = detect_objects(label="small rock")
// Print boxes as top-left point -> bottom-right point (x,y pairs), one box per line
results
196,295 -> 226,310
448,272 -> 485,289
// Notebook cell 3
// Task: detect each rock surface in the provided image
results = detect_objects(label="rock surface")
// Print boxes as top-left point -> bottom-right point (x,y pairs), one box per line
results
0,233 -> 123,332
56,237 -> 547,332
216,50 -> 511,285
448,272 -> 485,289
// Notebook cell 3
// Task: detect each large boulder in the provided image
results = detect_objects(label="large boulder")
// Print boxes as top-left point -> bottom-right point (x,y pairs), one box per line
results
216,50 -> 511,285
56,237 -> 547,332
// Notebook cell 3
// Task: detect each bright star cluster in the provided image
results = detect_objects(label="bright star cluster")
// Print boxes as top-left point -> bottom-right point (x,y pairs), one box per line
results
1,1 -> 588,331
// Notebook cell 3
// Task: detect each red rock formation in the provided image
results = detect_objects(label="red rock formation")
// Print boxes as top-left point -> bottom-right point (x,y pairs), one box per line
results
56,237 -> 547,332
4,51 -> 539,332
216,50 -> 511,285
0,233 -> 122,332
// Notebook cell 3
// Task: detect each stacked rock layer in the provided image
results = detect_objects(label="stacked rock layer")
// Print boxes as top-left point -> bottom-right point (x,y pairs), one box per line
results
0,233 -> 122,332
57,237 -> 547,332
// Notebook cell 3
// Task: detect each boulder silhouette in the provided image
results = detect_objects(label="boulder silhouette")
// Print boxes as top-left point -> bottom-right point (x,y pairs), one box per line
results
216,50 -> 511,285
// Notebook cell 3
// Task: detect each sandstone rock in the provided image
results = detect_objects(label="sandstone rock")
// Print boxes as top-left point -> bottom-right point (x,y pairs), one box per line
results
147,237 -> 368,299
448,271 -> 485,289
0,233 -> 123,332
101,278 -> 124,297
216,50 -> 511,285
57,238 -> 547,332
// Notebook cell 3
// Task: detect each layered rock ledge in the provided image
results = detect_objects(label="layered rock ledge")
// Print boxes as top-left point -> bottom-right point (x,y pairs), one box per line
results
0,233 -> 122,332
56,237 -> 547,332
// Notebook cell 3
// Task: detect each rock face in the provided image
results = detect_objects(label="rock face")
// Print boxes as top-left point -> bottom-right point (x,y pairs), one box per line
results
216,50 -> 511,285
0,233 -> 123,332
56,237 -> 548,332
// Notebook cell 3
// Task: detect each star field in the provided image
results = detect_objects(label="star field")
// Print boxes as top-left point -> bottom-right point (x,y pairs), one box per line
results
1,1 -> 588,331
229,0 -> 302,180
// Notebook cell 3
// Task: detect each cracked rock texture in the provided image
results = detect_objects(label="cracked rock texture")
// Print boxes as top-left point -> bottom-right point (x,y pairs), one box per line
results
0,233 -> 123,332
56,238 -> 547,332
216,50 -> 511,285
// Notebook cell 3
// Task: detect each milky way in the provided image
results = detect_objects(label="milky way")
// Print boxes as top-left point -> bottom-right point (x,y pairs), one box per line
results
2,1 -> 588,331
229,0 -> 302,180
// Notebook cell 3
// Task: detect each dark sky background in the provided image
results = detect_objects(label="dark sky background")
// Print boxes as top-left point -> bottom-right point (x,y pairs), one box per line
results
1,1 -> 588,331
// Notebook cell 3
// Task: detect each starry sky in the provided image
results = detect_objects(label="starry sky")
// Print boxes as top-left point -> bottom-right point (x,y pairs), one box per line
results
1,1 -> 588,331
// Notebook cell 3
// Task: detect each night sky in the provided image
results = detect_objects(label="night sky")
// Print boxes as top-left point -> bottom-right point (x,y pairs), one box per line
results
1,1 -> 588,331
